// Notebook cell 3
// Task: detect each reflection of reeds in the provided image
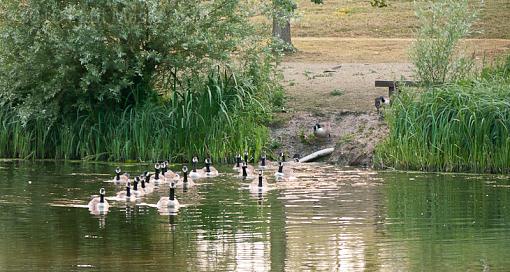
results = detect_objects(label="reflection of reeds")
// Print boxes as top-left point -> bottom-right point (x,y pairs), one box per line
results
376,57 -> 510,173
0,71 -> 269,161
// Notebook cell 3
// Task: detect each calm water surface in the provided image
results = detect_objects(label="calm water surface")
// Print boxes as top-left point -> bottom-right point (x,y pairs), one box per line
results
0,160 -> 509,271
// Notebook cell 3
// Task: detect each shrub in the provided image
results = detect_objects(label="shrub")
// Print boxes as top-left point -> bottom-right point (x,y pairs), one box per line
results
410,0 -> 477,85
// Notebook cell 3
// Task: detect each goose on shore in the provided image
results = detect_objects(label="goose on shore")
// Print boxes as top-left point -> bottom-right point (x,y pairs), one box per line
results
313,123 -> 331,138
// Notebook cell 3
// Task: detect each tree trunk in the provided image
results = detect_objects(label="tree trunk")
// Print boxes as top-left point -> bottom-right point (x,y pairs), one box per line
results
272,15 -> 293,51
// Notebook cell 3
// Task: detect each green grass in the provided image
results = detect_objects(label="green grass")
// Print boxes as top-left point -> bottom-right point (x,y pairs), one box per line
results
0,70 -> 271,162
375,56 -> 510,173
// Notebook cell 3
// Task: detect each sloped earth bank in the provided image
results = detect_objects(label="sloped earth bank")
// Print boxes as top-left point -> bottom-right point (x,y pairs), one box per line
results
271,62 -> 411,166
274,38 -> 510,166
269,111 -> 387,167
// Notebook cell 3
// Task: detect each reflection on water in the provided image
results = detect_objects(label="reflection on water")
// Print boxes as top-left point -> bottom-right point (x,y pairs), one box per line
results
0,160 -> 509,271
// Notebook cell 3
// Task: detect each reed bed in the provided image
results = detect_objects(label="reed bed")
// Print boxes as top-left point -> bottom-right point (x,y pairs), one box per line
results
0,71 -> 270,162
376,59 -> 510,173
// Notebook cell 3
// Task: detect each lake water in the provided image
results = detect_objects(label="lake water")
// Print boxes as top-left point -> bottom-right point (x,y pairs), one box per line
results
0,160 -> 509,271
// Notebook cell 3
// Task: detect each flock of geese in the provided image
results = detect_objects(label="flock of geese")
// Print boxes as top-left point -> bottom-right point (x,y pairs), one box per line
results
87,152 -> 297,215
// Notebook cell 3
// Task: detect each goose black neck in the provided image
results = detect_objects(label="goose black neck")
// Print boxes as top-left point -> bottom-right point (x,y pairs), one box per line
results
278,165 -> 283,173
192,162 -> 197,172
155,172 -> 159,179
261,157 -> 266,166
206,163 -> 211,173
133,180 -> 138,191
162,166 -> 167,175
236,157 -> 241,167
242,166 -> 247,177
281,154 -> 286,162
141,179 -> 146,188
169,187 -> 175,201
115,173 -> 120,180
244,154 -> 248,163
183,171 -> 188,183
126,186 -> 131,197
258,175 -> 263,187
100,194 -> 105,203
145,174 -> 151,184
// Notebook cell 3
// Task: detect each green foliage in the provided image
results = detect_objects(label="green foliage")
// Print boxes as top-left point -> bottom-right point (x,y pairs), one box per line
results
375,64 -> 510,173
0,69 -> 269,161
330,89 -> 344,96
0,0 -> 263,124
410,0 -> 477,85
0,0 -> 280,161
370,0 -> 388,8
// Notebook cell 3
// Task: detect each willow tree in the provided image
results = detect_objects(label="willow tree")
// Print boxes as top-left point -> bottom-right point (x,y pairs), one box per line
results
0,0 -> 269,124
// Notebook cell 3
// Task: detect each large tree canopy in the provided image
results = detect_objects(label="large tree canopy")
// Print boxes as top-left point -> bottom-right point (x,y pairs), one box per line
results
0,0 -> 262,124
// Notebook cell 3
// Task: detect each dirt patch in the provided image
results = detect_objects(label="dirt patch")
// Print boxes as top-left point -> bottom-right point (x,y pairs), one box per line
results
269,110 -> 387,166
284,38 -> 510,64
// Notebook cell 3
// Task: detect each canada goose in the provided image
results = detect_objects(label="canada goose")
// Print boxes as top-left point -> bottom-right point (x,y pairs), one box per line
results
113,167 -> 129,183
114,181 -> 138,202
280,152 -> 286,162
375,96 -> 389,113
131,176 -> 144,197
274,161 -> 297,181
249,170 -> 268,193
260,153 -> 267,168
157,182 -> 180,210
233,154 -> 242,170
313,123 -> 331,138
176,166 -> 195,188
162,161 -> 179,181
140,174 -> 154,194
88,188 -> 110,215
190,156 -> 202,179
239,161 -> 255,179
243,150 -> 249,164
201,158 -> 219,177
150,163 -> 163,184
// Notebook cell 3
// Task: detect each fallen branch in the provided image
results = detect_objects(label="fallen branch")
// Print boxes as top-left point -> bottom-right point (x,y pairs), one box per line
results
298,147 -> 334,163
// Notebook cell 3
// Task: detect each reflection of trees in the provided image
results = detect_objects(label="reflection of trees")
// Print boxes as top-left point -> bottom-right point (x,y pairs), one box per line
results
384,173 -> 510,270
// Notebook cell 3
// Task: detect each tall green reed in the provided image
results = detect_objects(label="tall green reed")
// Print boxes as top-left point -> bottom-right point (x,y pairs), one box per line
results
0,70 -> 270,162
376,72 -> 510,173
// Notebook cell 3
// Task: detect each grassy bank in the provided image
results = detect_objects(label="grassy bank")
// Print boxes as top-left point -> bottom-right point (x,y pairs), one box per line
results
376,56 -> 510,173
0,70 -> 274,162
293,0 -> 510,39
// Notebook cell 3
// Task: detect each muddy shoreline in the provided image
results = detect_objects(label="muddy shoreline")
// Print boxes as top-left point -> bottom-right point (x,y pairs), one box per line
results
269,110 -> 388,167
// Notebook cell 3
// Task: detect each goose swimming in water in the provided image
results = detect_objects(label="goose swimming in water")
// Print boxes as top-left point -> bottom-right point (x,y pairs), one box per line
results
113,167 -> 129,183
131,176 -> 144,197
157,182 -> 180,211
249,170 -> 269,193
313,123 -> 331,138
176,166 -> 195,188
189,156 -> 202,179
150,163 -> 163,184
161,161 -> 179,181
140,174 -> 154,195
243,150 -> 250,164
114,181 -> 138,202
233,154 -> 242,170
201,158 -> 219,177
88,188 -> 110,215
274,161 -> 297,181
239,161 -> 255,179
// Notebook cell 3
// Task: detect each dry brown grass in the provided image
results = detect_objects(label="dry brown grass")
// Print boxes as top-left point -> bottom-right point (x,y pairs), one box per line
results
293,0 -> 510,39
